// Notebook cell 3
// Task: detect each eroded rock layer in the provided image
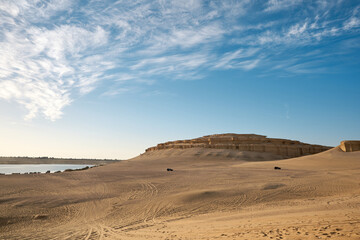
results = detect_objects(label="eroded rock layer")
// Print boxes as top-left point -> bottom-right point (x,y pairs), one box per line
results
340,141 -> 360,152
145,134 -> 332,158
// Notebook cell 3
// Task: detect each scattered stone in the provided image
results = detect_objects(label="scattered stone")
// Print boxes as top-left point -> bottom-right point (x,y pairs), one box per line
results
33,215 -> 48,220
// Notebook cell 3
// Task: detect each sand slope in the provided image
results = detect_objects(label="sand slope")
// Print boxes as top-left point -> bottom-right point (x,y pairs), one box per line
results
0,147 -> 360,239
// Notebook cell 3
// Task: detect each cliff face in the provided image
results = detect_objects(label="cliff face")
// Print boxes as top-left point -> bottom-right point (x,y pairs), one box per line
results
145,134 -> 332,158
340,141 -> 360,152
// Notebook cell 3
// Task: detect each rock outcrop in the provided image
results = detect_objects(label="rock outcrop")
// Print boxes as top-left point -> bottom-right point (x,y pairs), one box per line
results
145,134 -> 332,158
340,141 -> 360,152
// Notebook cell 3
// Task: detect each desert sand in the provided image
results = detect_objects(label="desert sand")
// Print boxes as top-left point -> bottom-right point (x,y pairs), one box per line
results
1,140 -> 360,239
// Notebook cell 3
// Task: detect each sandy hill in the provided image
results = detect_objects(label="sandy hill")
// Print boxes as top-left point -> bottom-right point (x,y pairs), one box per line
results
0,137 -> 359,239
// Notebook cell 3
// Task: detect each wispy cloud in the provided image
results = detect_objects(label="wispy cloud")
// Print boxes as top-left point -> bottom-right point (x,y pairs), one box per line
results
0,0 -> 359,120
343,6 -> 360,30
265,0 -> 303,12
0,20 -> 110,120
214,48 -> 260,70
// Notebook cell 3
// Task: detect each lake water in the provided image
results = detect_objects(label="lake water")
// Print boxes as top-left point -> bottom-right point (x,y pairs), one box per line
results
0,164 -> 94,175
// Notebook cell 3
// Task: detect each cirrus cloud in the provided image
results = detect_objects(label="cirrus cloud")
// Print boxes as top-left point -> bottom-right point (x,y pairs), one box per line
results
0,0 -> 359,120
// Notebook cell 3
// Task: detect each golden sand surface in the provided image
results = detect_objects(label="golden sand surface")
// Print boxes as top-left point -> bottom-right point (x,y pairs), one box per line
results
1,147 -> 359,239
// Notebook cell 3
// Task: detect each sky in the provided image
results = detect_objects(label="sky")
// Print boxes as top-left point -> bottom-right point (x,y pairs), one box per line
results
0,0 -> 359,159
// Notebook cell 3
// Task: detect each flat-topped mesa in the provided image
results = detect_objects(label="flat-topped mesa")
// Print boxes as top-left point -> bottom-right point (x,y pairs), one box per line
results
145,133 -> 332,158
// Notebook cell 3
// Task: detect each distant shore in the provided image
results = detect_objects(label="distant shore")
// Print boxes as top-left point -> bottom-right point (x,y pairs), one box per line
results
0,156 -> 120,165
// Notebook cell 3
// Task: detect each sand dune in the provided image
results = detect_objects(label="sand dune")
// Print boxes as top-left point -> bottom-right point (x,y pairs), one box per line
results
1,146 -> 360,239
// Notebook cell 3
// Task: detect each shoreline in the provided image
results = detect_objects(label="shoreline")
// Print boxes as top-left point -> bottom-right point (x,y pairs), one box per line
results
0,156 -> 120,165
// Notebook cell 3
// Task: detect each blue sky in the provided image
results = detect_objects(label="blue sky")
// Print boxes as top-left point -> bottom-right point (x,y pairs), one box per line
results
0,0 -> 359,159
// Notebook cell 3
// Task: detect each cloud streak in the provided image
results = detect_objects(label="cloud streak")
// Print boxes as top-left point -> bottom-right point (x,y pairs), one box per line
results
0,0 -> 359,120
